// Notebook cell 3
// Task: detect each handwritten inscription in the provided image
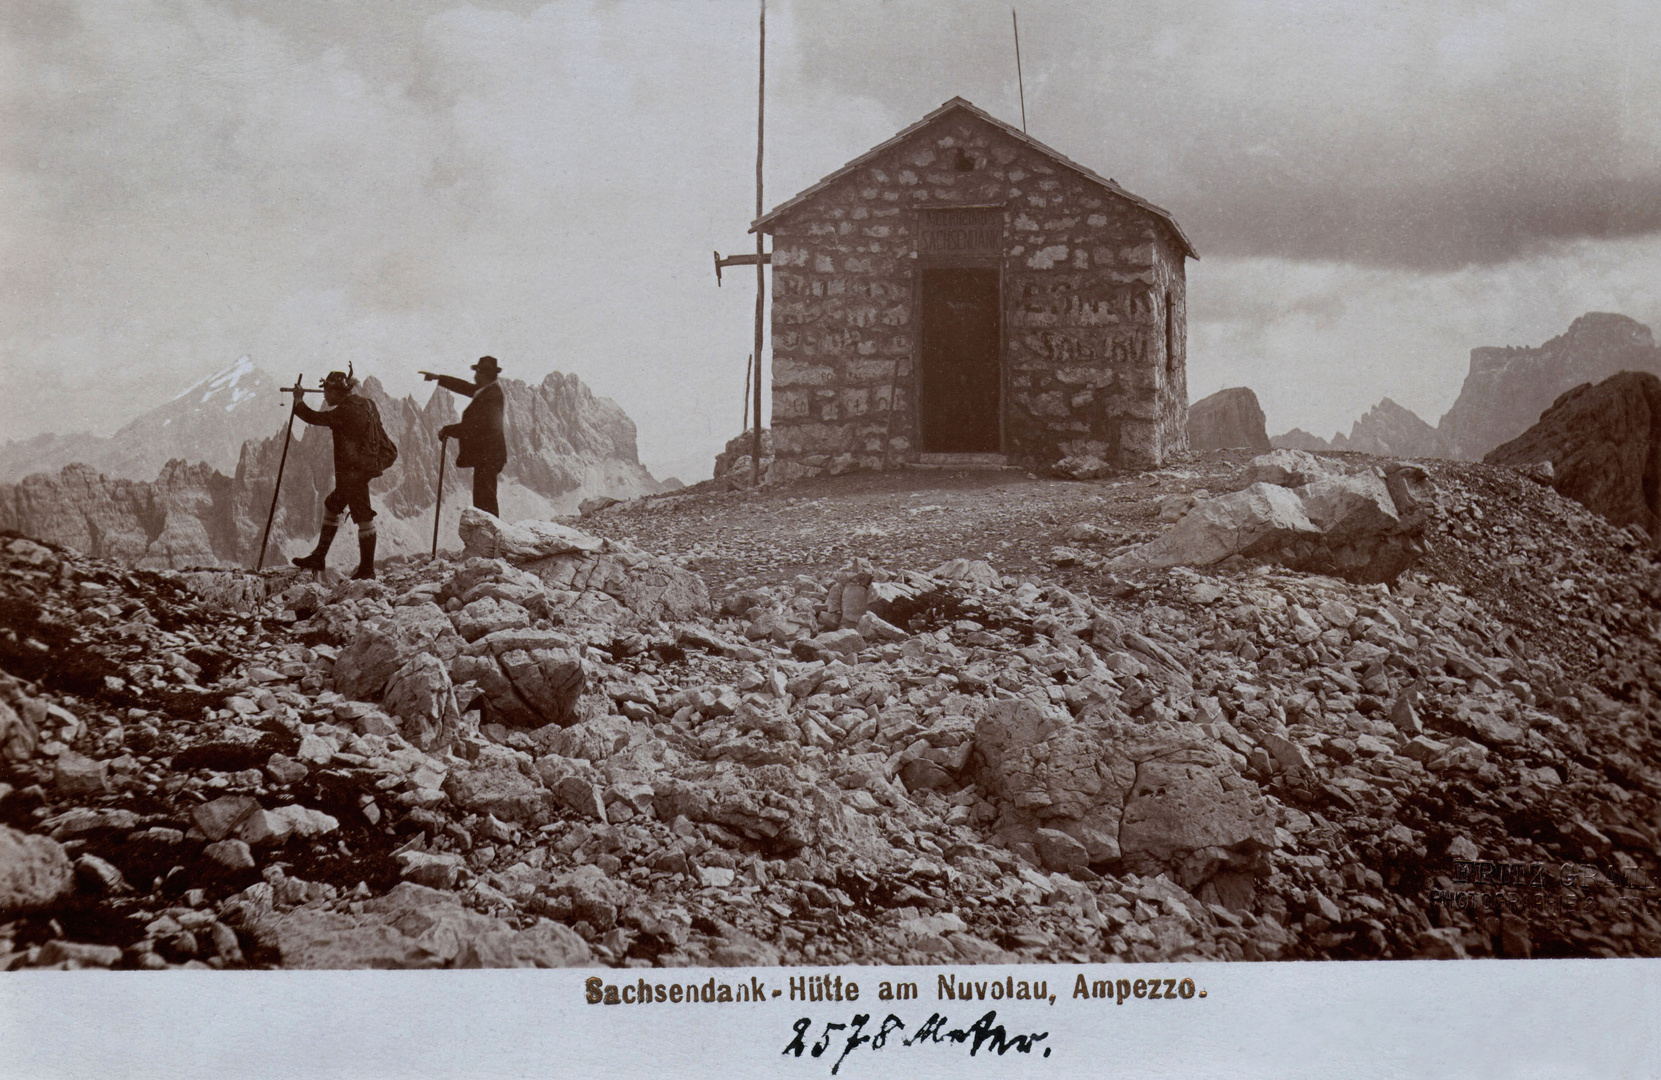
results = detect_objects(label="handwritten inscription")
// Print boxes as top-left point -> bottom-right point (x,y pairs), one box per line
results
783,1010 -> 1050,1075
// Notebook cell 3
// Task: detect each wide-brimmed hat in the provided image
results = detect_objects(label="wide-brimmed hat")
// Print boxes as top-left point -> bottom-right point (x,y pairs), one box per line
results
472,356 -> 502,375
322,370 -> 357,392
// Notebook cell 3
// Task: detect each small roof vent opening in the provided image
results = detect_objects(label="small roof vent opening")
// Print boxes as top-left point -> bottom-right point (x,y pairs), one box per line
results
952,148 -> 976,172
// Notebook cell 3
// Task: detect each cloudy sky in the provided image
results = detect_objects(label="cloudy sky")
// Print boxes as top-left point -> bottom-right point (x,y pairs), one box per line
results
4,0 -> 1660,479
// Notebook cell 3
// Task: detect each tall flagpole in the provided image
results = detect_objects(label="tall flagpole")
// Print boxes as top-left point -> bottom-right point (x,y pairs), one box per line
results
1013,9 -> 1027,133
752,0 -> 766,487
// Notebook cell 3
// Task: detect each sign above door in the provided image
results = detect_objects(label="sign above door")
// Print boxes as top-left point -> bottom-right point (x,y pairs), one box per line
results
916,206 -> 1004,261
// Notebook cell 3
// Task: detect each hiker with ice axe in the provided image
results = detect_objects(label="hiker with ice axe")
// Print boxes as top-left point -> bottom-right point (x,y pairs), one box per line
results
421,356 -> 507,519
289,368 -> 396,580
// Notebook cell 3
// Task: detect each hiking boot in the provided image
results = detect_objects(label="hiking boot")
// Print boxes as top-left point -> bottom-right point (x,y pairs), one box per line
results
351,533 -> 377,580
292,525 -> 338,572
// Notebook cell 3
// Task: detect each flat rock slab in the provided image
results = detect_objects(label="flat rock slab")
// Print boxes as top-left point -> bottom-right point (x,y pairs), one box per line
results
459,510 -> 606,561
245,881 -> 590,969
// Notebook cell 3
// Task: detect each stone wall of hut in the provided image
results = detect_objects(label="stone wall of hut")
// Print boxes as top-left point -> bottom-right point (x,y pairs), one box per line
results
764,110 -> 1188,481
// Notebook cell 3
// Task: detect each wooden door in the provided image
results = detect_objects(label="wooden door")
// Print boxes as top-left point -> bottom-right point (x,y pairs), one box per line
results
918,267 -> 1001,452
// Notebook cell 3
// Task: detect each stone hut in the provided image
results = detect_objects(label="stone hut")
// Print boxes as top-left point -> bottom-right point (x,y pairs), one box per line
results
754,96 -> 1197,481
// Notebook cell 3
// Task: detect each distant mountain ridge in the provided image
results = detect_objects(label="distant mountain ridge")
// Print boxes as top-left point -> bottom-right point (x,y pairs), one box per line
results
0,357 -> 281,484
1272,313 -> 1661,462
1272,397 -> 1449,458
0,366 -> 666,570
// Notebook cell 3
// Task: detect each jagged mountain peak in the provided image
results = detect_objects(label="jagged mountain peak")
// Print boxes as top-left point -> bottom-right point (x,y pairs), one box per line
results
1273,314 -> 1661,464
1557,312 -> 1654,349
1271,397 -> 1444,458
1440,313 -> 1661,461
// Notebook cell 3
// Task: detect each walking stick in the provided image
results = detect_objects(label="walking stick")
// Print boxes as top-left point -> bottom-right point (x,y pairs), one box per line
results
431,434 -> 448,558
256,373 -> 314,571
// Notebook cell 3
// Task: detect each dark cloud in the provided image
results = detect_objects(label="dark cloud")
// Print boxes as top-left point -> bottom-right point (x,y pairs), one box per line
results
782,0 -> 1661,270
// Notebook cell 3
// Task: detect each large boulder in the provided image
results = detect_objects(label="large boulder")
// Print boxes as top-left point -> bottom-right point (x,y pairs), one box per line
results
0,825 -> 74,913
1248,448 -> 1343,487
1188,387 -> 1271,451
334,603 -> 466,701
381,653 -> 467,751
448,629 -> 587,729
443,762 -> 546,823
1110,482 -> 1320,568
1296,472 -> 1401,541
971,700 -> 1275,891
1112,455 -> 1431,582
1485,370 -> 1661,538
1288,468 -> 1427,580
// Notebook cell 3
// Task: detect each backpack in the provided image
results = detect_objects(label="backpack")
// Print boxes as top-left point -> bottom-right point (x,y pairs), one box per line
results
362,398 -> 399,478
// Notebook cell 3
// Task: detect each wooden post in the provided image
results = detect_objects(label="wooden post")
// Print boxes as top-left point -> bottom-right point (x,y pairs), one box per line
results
881,356 -> 902,471
751,0 -> 765,488
742,353 -> 752,432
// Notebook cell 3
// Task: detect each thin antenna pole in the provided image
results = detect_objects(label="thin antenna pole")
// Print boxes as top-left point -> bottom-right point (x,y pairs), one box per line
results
1012,8 -> 1027,133
752,0 -> 766,487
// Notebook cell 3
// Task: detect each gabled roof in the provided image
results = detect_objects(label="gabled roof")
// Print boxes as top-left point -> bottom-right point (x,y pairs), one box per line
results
751,96 -> 1197,259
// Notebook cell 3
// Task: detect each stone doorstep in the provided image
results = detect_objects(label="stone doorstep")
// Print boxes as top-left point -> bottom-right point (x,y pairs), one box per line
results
907,453 -> 1014,470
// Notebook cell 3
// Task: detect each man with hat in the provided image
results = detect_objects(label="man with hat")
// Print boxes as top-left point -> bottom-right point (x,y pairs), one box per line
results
421,356 -> 508,517
290,369 -> 383,580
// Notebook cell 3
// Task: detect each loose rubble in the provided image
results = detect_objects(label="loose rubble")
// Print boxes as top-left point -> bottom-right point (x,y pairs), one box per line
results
2,449 -> 1659,969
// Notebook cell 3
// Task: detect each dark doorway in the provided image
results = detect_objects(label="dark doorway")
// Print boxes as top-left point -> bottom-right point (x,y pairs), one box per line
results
919,267 -> 1001,452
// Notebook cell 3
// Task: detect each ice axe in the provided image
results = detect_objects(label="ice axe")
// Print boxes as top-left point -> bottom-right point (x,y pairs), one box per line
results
256,374 -> 322,571
431,434 -> 449,558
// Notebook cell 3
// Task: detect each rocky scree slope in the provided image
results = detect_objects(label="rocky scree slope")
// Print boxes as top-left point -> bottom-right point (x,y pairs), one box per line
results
1,454 -> 1660,970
